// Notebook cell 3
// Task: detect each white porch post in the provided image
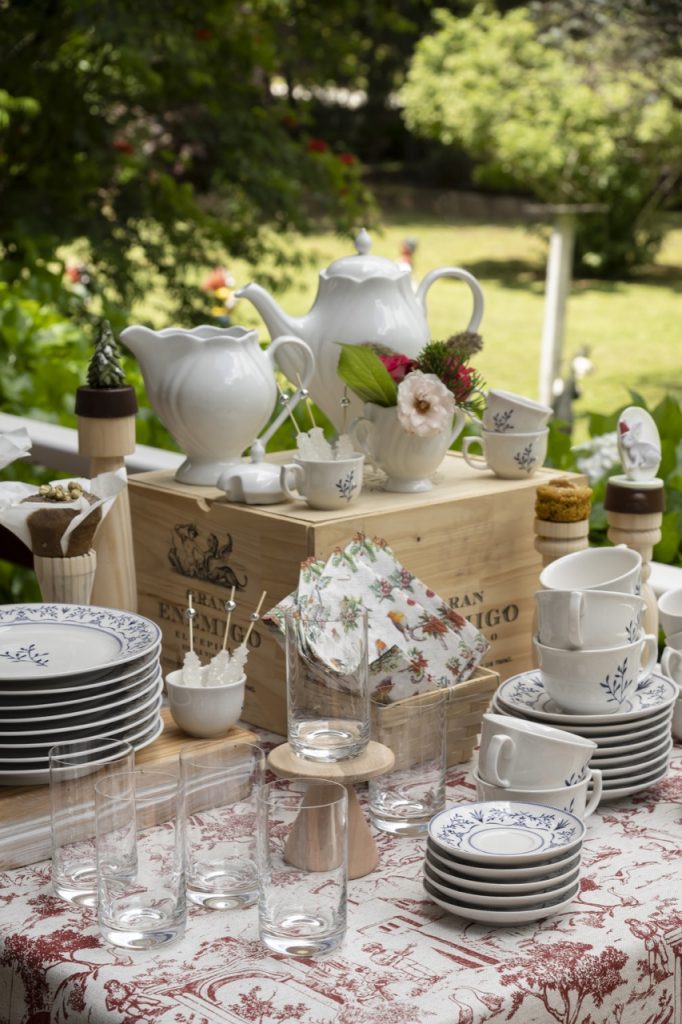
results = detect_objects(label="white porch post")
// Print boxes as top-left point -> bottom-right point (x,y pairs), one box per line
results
538,212 -> 576,407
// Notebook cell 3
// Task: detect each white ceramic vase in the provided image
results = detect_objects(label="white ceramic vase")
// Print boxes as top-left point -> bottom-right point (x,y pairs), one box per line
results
350,403 -> 466,493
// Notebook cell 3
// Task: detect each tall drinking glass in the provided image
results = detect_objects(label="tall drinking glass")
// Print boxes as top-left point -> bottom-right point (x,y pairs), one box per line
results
257,778 -> 348,956
95,768 -> 186,950
49,737 -> 134,907
368,690 -> 447,836
180,740 -> 264,910
285,604 -> 369,762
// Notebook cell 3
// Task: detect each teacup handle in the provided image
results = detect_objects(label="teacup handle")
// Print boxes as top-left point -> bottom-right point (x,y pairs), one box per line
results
583,769 -> 602,818
661,646 -> 682,681
639,633 -> 658,679
567,591 -> 585,649
280,463 -> 305,501
462,435 -> 489,472
480,733 -> 514,787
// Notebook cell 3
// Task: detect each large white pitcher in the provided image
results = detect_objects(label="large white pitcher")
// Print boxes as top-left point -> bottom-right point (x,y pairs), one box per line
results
121,325 -> 314,486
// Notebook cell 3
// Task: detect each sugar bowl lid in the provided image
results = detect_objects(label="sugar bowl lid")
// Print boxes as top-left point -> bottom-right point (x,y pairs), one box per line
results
320,228 -> 407,282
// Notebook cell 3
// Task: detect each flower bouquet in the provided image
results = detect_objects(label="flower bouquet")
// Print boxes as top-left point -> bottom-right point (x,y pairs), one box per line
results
338,334 -> 484,492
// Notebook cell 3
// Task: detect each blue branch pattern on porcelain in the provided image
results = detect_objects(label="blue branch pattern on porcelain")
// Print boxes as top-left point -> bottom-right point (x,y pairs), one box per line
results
0,642 -> 49,667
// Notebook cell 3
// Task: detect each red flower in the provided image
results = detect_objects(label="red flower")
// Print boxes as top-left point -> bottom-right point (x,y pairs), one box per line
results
338,152 -> 356,166
194,28 -> 211,40
201,266 -> 233,292
379,353 -> 418,384
444,360 -> 476,403
307,138 -> 329,153
113,137 -> 134,155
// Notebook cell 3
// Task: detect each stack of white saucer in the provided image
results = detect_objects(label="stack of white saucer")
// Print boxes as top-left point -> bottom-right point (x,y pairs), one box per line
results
0,604 -> 163,785
423,800 -> 584,925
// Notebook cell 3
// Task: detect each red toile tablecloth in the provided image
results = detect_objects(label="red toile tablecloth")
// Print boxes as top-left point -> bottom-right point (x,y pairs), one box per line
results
1,742 -> 681,1024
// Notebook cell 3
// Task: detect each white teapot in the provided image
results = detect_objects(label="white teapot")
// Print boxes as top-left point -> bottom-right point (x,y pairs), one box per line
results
236,228 -> 484,431
121,324 -> 314,486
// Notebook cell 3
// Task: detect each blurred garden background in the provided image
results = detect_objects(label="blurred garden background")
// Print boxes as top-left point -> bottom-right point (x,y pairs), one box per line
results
1,0 -> 681,598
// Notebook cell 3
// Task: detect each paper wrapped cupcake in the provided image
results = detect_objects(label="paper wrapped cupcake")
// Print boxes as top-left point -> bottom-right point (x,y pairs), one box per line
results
264,534 -> 490,702
0,471 -> 125,603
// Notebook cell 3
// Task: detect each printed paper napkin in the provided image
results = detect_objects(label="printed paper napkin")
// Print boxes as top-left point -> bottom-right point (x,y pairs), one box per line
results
263,533 -> 489,701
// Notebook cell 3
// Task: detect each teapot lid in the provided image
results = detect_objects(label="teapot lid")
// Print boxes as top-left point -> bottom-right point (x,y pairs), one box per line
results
321,228 -> 407,282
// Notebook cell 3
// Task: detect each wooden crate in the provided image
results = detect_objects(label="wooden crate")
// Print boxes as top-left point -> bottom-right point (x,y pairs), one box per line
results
129,453 -> 571,735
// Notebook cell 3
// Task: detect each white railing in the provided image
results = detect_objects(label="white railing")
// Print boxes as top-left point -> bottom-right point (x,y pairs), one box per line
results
1,411 -> 679,595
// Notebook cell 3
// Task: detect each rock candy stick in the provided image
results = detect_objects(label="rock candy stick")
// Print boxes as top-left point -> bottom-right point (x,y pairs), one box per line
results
208,587 -> 237,686
182,592 -> 203,686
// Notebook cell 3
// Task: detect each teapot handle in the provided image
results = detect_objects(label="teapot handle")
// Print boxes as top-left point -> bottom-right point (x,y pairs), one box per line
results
258,335 -> 315,447
415,267 -> 484,333
449,406 -> 467,447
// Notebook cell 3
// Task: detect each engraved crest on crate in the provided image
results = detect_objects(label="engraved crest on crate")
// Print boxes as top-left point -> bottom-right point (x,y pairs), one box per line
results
168,523 -> 247,590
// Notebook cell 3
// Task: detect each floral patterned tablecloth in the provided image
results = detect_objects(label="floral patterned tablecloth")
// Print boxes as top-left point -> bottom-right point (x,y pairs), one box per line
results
1,740 -> 681,1024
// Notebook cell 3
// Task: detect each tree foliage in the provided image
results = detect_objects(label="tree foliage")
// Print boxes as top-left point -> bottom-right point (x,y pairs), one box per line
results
400,4 -> 682,275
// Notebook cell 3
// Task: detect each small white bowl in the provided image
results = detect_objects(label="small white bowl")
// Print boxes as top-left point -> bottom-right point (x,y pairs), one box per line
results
166,667 -> 245,738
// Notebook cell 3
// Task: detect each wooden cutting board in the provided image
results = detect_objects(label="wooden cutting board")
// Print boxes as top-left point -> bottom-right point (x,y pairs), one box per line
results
0,709 -> 257,871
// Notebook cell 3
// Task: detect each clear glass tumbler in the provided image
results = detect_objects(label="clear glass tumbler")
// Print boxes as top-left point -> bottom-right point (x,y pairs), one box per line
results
95,768 -> 186,950
257,778 -> 348,957
49,736 -> 134,907
368,690 -> 447,836
285,604 -> 369,762
180,740 -> 264,910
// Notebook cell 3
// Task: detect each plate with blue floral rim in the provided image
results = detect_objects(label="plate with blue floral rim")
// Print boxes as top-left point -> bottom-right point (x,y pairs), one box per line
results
428,801 -> 585,866
425,836 -> 582,881
425,845 -> 582,894
0,712 -> 165,786
489,693 -> 673,738
496,670 -> 678,727
0,604 -> 161,682
422,875 -> 581,925
592,764 -> 670,801
0,645 -> 160,701
423,860 -> 580,909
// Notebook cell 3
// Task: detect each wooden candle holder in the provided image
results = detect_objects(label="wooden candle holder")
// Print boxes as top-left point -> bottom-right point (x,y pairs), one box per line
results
604,478 -> 664,637
534,517 -> 590,567
75,386 -> 138,611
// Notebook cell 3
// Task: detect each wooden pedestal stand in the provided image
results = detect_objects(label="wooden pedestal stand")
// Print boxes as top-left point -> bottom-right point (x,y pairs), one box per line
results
268,741 -> 395,879
75,386 -> 138,611
604,478 -> 664,637
33,550 -> 97,604
534,518 -> 590,567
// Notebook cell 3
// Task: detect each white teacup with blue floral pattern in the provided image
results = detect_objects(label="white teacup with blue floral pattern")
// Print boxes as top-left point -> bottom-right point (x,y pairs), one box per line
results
482,388 -> 552,434
280,453 -> 364,510
533,634 -> 657,715
535,589 -> 645,650
473,766 -> 603,821
462,428 -> 548,479
478,712 -> 596,789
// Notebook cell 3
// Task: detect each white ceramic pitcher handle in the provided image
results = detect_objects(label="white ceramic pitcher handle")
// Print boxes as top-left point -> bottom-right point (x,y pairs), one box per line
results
639,634 -> 658,679
415,267 -> 484,333
480,733 -> 514,787
349,416 -> 374,461
583,769 -> 602,818
259,334 -> 316,446
462,435 -> 488,471
567,591 -> 585,649
280,463 -> 305,501
449,406 -> 467,446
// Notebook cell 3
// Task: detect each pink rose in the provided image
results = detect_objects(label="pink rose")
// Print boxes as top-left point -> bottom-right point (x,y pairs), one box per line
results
379,353 -> 418,383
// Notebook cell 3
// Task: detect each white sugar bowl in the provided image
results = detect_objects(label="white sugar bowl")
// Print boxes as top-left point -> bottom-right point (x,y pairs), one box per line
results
166,667 -> 245,738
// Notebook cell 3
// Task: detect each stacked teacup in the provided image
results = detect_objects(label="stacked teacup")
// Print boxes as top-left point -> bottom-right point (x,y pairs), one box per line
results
492,546 -> 678,802
473,712 -> 602,819
462,389 -> 552,479
657,587 -> 682,741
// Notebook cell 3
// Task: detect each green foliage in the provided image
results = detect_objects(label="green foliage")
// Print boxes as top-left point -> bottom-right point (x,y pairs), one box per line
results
336,344 -> 399,407
400,5 -> 682,275
87,320 -> 126,389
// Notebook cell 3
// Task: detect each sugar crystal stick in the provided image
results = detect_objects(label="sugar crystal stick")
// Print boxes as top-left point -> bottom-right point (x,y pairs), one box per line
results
208,587 -> 237,686
231,590 -> 268,678
182,592 -> 203,685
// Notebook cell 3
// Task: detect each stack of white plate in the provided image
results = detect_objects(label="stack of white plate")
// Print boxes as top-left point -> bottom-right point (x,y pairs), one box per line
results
492,669 -> 677,801
424,800 -> 584,925
0,604 -> 163,785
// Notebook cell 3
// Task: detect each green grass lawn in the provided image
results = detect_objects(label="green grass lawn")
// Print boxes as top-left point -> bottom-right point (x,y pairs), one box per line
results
225,214 -> 682,433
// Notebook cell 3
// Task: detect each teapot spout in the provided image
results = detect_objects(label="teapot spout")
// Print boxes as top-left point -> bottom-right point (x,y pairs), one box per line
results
236,282 -> 305,340
120,325 -> 161,378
